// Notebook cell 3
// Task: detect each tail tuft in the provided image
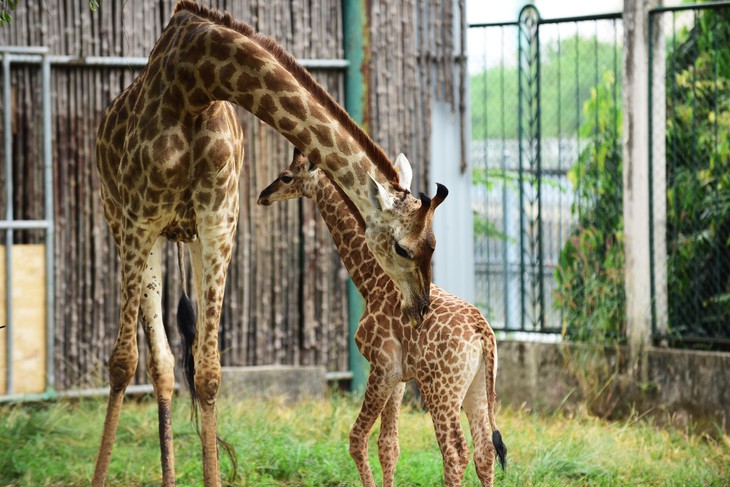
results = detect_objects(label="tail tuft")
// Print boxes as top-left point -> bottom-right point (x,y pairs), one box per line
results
177,291 -> 198,409
492,430 -> 507,471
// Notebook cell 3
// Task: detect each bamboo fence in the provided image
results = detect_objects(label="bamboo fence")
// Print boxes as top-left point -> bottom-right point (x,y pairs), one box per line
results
0,0 -> 465,390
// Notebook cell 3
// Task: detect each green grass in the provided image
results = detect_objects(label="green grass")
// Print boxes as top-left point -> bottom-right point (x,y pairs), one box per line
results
0,394 -> 728,486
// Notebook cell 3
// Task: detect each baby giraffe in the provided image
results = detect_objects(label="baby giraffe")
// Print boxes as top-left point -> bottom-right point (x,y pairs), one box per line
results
258,149 -> 507,487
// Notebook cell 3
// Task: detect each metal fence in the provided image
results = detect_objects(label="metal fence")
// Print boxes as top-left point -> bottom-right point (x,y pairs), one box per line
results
469,6 -> 623,335
650,2 -> 730,348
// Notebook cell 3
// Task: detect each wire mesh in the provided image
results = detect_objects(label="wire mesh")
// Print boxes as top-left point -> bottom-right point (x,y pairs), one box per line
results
650,3 -> 730,348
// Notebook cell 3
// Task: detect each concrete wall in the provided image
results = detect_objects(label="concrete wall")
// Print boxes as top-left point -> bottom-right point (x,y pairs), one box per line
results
219,365 -> 327,403
496,340 -> 730,431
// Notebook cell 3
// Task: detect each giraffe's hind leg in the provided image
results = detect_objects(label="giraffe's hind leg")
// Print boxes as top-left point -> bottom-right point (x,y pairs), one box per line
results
462,362 -> 495,487
93,220 -> 158,486
139,236 -> 177,486
188,224 -> 236,487
427,402 -> 470,487
420,345 -> 481,487
378,382 -> 406,487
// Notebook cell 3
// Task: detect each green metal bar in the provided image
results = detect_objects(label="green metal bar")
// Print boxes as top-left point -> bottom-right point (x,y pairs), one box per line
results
649,1 -> 730,14
648,11 -> 657,338
690,12 -> 700,324
500,28 -> 510,331
469,10 -> 622,29
342,0 -> 369,393
517,7 -> 526,331
712,24 -> 721,315
669,13 -> 679,332
539,12 -> 622,24
536,14 -> 545,332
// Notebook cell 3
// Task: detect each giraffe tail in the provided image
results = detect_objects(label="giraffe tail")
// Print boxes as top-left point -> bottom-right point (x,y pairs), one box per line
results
483,329 -> 507,471
176,243 -> 199,411
177,290 -> 198,410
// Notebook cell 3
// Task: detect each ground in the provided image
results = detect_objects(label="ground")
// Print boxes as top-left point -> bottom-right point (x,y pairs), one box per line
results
0,393 -> 727,486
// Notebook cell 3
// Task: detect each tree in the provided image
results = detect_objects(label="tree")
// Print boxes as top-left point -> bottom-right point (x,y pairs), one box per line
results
470,35 -> 622,140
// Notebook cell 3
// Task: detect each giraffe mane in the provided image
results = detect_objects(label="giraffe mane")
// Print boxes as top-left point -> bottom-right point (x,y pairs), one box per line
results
173,0 -> 401,187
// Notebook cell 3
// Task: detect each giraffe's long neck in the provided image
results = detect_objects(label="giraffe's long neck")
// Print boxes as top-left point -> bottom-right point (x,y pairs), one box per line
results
310,177 -> 390,301
154,5 -> 401,215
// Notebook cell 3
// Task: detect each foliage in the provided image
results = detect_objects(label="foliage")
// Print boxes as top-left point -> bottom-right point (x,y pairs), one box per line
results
0,396 -> 728,486
0,1 -> 100,25
0,0 -> 16,26
470,35 -> 622,140
664,7 -> 730,342
554,71 -> 624,344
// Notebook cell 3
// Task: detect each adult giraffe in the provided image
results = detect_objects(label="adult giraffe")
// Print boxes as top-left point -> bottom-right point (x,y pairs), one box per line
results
93,1 -> 446,485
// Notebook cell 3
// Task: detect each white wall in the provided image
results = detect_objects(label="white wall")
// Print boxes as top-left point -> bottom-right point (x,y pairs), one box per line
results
430,100 -> 475,304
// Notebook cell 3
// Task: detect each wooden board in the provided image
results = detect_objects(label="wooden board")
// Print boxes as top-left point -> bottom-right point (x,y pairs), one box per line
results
0,244 -> 47,395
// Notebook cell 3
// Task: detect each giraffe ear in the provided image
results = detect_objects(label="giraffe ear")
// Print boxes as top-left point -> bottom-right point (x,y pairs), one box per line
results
394,153 -> 413,191
368,173 -> 395,212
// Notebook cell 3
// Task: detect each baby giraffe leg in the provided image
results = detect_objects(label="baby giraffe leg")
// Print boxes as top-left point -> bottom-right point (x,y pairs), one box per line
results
139,237 -> 177,486
431,407 -> 470,487
378,382 -> 406,487
349,367 -> 399,487
462,366 -> 495,487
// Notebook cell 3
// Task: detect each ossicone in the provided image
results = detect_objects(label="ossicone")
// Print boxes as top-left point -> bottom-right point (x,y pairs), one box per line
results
432,183 -> 448,209
419,182 -> 448,216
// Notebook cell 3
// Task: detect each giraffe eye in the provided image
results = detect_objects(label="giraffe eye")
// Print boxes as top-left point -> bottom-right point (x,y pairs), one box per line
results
394,241 -> 411,259
280,174 -> 294,184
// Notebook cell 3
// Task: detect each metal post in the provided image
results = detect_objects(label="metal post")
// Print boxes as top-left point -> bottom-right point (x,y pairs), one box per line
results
3,54 -> 14,394
41,52 -> 55,392
343,0 -> 370,394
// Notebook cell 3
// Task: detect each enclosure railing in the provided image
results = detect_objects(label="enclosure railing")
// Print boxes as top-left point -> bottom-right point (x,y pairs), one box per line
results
0,46 -> 55,398
468,6 -> 623,336
649,1 -> 730,349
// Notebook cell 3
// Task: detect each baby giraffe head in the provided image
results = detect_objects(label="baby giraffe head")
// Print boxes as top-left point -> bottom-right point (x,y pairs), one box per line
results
257,148 -> 316,204
364,154 -> 448,326
258,148 -> 448,327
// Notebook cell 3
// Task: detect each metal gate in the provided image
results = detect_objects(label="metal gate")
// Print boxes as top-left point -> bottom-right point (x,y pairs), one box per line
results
469,6 -> 623,334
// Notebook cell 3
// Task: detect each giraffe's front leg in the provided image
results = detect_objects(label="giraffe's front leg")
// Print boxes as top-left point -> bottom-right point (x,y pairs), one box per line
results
378,382 -> 406,487
139,237 -> 177,486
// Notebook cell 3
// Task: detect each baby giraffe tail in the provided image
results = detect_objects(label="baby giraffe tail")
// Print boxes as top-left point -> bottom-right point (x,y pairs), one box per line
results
484,331 -> 507,471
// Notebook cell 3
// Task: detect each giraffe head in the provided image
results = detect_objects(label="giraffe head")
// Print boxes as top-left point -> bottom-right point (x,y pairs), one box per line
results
257,148 -> 318,204
258,148 -> 448,326
364,162 -> 448,326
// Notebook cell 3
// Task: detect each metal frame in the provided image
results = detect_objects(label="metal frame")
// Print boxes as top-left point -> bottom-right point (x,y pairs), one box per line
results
0,46 -> 55,397
0,54 -> 348,70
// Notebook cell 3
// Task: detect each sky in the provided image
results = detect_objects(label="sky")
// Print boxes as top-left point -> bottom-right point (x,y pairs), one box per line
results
467,0 -> 623,24
465,0 -> 639,74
